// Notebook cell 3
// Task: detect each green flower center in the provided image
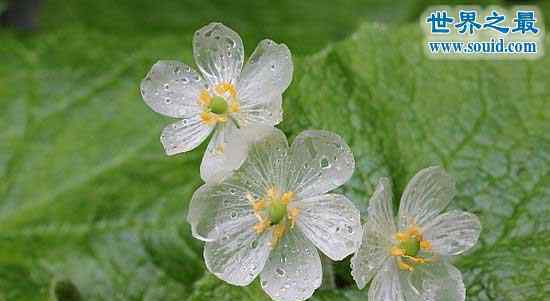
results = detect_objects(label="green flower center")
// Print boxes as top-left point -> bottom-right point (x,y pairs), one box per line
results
399,237 -> 420,257
268,200 -> 287,225
209,96 -> 228,114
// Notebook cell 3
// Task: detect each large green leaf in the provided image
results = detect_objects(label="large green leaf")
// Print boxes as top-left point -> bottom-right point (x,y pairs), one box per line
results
1,7 -> 550,301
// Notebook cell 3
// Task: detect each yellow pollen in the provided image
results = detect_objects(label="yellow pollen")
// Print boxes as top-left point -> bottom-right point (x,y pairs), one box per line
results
406,226 -> 421,238
390,246 -> 405,257
266,187 -> 278,199
271,224 -> 286,246
288,207 -> 300,228
215,82 -> 237,97
390,226 -> 435,271
395,232 -> 408,241
252,200 -> 265,212
228,99 -> 240,113
281,192 -> 294,205
200,112 -> 226,125
397,258 -> 414,272
198,90 -> 211,107
420,239 -> 432,251
254,218 -> 270,234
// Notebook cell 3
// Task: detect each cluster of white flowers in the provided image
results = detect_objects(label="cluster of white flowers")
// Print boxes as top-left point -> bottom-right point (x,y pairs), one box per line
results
140,22 -> 481,301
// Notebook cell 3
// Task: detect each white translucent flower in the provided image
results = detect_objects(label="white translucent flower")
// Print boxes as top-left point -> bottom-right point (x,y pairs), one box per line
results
187,126 -> 362,301
351,166 -> 481,301
140,22 -> 293,182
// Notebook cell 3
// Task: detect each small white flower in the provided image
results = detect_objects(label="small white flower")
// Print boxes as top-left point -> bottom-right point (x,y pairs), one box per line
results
140,22 -> 293,182
187,126 -> 362,301
351,166 -> 481,301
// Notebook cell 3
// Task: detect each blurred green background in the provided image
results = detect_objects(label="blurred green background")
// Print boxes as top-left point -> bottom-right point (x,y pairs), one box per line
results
1,0 -> 549,300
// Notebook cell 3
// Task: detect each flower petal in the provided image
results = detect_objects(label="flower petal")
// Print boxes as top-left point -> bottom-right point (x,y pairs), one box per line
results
403,261 -> 465,301
260,229 -> 322,301
231,125 -> 289,192
193,22 -> 244,85
368,259 -> 405,301
292,193 -> 362,261
422,210 -> 481,256
398,166 -> 455,229
204,217 -> 272,286
286,130 -> 355,198
187,179 -> 255,242
140,60 -> 206,118
200,121 -> 248,183
237,39 -> 293,107
351,178 -> 396,289
160,116 -> 213,155
235,93 -> 283,127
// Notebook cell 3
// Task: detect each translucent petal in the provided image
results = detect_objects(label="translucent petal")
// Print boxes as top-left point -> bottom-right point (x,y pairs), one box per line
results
160,116 -> 213,155
422,210 -> 481,256
403,261 -> 465,301
260,229 -> 321,301
292,193 -> 362,260
398,166 -> 455,229
140,60 -> 205,118
285,130 -> 355,198
237,39 -> 293,106
231,125 -> 289,193
193,22 -> 244,85
368,259 -> 405,301
187,178 -> 255,242
351,178 -> 396,289
204,217 -> 272,286
200,121 -> 248,183
235,93 -> 283,127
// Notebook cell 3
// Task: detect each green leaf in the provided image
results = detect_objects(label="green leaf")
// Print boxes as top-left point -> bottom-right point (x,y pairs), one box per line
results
34,0 -> 435,56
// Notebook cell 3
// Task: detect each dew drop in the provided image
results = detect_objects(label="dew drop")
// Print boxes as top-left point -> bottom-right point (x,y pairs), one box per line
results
164,97 -> 171,104
164,83 -> 170,90
230,211 -> 238,219
276,267 -> 286,277
251,240 -> 258,248
270,64 -> 276,71
346,225 -> 354,233
320,157 -> 330,169
182,77 -> 189,84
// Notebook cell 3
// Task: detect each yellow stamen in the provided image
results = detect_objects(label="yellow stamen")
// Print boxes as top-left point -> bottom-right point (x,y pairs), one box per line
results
254,218 -> 270,234
252,200 -> 265,212
402,255 -> 426,264
397,257 -> 414,271
391,226 -> 436,272
395,232 -> 409,241
270,224 -> 286,247
198,90 -> 211,107
420,239 -> 431,251
280,192 -> 294,205
200,112 -> 226,125
288,207 -> 300,228
266,187 -> 278,200
215,82 -> 237,97
406,226 -> 421,238
228,99 -> 240,113
390,246 -> 405,257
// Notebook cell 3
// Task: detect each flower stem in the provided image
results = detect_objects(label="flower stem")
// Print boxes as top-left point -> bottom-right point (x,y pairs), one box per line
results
320,253 -> 336,289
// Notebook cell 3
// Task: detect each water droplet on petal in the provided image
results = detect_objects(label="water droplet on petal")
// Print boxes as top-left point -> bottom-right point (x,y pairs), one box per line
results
276,267 -> 286,277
